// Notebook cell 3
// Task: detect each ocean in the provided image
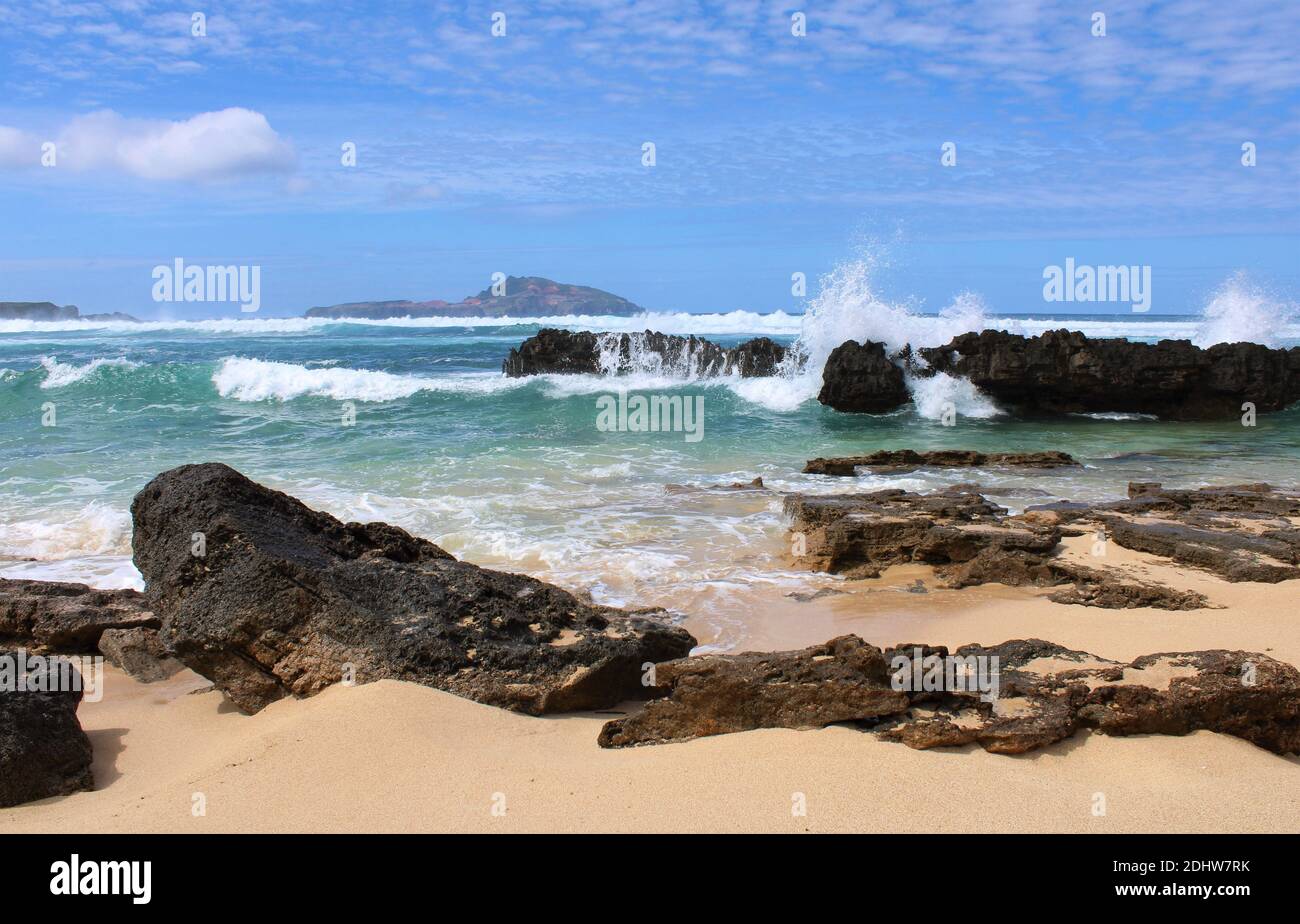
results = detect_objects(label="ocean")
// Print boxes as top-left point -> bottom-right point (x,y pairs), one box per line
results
3,271 -> 1298,651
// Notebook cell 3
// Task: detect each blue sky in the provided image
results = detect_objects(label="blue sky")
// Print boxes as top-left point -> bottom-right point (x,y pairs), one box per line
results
0,0 -> 1297,317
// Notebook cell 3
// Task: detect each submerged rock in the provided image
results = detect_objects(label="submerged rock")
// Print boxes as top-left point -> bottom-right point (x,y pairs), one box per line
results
803,449 -> 1079,476
0,650 -> 94,807
131,463 -> 696,714
0,578 -> 157,654
599,635 -> 1300,756
503,328 -> 787,378
917,329 -> 1300,420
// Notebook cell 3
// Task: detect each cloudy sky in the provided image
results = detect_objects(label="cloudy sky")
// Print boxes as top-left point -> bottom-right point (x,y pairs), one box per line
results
1,0 -> 1297,316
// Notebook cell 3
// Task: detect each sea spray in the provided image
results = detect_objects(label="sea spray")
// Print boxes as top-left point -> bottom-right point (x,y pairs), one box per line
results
1193,272 -> 1298,349
756,256 -> 994,415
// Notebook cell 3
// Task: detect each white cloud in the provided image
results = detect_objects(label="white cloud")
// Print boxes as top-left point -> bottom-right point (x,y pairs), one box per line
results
0,126 -> 41,167
7,108 -> 297,181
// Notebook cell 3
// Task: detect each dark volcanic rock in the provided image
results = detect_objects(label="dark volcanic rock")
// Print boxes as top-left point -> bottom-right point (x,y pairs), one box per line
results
804,449 -> 1079,476
502,328 -> 787,378
816,340 -> 910,413
917,329 -> 1300,420
0,578 -> 157,653
130,463 -> 695,714
0,650 -> 94,806
599,636 -> 1300,756
99,627 -> 184,683
597,635 -> 910,747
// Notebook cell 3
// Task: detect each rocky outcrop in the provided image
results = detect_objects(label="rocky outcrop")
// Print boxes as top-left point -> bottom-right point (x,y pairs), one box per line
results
787,481 -> 1300,607
131,463 -> 695,714
917,329 -> 1300,420
815,340 -> 910,413
0,578 -> 157,654
871,640 -> 1300,755
599,636 -> 1300,755
0,650 -> 95,806
598,636 -> 910,747
307,276 -> 644,319
1028,482 -> 1300,584
503,328 -> 788,378
99,627 -> 184,683
803,449 -> 1078,476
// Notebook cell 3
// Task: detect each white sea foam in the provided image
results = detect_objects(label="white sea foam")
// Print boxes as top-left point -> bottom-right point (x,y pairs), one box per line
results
38,355 -> 141,388
0,501 -> 132,560
906,371 -> 1004,419
212,356 -> 527,402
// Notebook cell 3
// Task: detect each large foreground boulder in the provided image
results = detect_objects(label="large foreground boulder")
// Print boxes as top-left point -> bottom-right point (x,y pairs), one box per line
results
0,578 -> 156,653
599,636 -> 1300,755
503,328 -> 787,378
0,650 -> 94,806
917,329 -> 1300,420
130,463 -> 696,714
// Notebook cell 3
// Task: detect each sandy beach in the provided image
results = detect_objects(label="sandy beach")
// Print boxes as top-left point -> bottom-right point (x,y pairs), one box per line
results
6,535 -> 1298,835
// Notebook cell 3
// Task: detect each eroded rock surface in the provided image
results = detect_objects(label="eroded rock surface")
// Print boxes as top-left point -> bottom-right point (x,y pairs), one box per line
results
599,636 -> 1300,756
131,463 -> 695,714
0,578 -> 156,654
804,449 -> 1078,476
99,627 -> 184,683
503,328 -> 787,378
787,482 -> 1300,606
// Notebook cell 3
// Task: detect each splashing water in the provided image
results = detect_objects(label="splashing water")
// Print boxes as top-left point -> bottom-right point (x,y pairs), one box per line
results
752,256 -> 992,414
1193,272 -> 1298,349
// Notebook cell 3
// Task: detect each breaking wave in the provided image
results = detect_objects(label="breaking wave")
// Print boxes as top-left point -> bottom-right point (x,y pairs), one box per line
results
38,355 -> 141,388
212,357 -> 526,402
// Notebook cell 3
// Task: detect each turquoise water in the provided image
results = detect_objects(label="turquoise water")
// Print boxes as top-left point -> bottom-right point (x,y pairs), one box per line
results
2,310 -> 1298,649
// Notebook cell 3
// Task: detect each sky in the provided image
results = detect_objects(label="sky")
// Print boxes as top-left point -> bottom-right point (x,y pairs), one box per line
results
0,0 -> 1297,318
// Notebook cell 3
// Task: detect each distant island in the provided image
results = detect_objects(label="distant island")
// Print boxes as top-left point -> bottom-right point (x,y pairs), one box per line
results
304,276 -> 645,319
0,302 -> 138,322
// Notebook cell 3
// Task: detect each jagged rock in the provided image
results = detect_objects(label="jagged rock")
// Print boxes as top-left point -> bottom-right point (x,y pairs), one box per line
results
804,449 -> 1078,476
0,650 -> 94,806
1028,483 -> 1300,583
0,578 -> 157,654
98,627 -> 184,683
599,636 -> 1300,756
130,463 -> 695,714
785,487 -> 1213,609
502,328 -> 787,378
917,329 -> 1300,420
816,340 -> 910,413
597,636 -> 911,747
870,640 -> 1300,755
